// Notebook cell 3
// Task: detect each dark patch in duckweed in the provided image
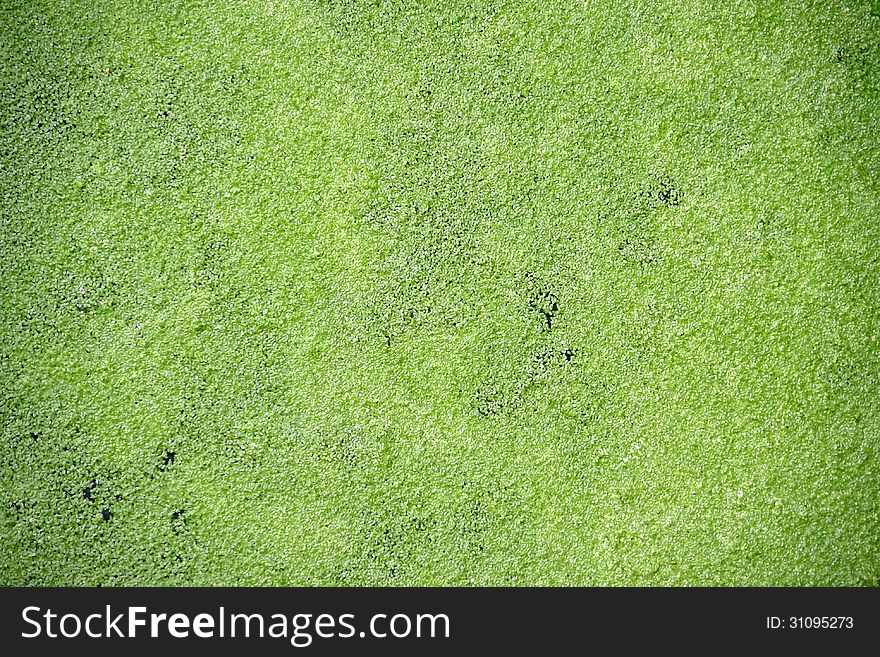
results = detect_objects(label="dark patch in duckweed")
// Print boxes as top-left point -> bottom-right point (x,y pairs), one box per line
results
475,384 -> 506,417
68,272 -> 119,313
644,174 -> 682,208
453,482 -> 517,558
171,509 -> 187,534
526,273 -> 559,332
361,509 -> 437,582
159,449 -> 176,471
83,479 -> 99,501
531,346 -> 578,374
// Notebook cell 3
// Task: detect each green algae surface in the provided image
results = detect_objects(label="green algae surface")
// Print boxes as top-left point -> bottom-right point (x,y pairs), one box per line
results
1,0 -> 879,585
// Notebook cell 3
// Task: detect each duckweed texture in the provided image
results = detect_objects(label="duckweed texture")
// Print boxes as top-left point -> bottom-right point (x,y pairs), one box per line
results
1,0 -> 879,585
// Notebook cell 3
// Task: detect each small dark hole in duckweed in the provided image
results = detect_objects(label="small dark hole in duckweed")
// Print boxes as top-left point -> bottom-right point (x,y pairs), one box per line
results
83,480 -> 98,501
159,449 -> 176,471
530,345 -> 578,376
171,508 -> 187,534
476,388 -> 504,417
643,174 -> 682,208
534,349 -> 554,367
528,286 -> 559,331
101,508 -> 112,521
